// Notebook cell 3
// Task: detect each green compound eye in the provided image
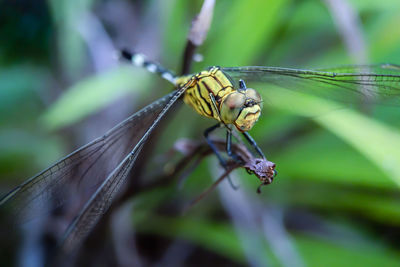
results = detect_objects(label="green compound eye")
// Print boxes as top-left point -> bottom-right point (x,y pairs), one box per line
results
245,88 -> 263,108
220,92 -> 246,123
245,88 -> 262,102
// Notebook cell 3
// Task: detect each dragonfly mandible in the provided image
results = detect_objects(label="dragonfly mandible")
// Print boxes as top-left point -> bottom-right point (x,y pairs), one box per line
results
1,49 -> 400,253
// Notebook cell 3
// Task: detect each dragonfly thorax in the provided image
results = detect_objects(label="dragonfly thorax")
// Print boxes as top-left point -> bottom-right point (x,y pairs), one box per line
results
179,67 -> 262,132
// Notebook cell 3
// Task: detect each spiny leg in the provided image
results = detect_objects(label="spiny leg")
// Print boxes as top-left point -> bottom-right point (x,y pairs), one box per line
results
209,92 -> 230,130
204,123 -> 239,190
226,130 -> 243,163
242,131 -> 265,158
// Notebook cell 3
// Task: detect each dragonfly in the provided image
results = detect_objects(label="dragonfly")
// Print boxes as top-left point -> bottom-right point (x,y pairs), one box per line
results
1,49 -> 400,254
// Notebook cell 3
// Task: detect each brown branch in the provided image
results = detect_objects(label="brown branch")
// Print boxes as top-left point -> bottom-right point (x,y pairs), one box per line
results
181,0 -> 215,74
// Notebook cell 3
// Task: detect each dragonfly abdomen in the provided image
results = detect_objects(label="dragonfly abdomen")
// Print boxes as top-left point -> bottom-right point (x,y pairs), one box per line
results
120,50 -> 177,84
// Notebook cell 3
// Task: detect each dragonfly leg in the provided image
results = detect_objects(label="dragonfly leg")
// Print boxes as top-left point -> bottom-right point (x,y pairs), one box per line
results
209,93 -> 230,130
204,123 -> 239,190
242,131 -> 265,158
226,130 -> 243,163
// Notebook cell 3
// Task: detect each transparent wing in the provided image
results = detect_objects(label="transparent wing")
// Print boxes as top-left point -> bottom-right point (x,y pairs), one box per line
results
60,86 -> 187,252
223,64 -> 400,105
1,86 -> 186,251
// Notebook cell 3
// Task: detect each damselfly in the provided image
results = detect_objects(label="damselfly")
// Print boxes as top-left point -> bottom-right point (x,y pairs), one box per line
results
1,49 -> 400,253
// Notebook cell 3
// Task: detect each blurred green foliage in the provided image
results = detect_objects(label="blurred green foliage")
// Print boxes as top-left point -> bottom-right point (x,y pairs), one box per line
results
1,0 -> 400,266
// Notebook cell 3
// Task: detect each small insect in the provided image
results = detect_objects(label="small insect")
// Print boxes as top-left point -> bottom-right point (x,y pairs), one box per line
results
166,138 -> 277,211
2,49 -> 400,253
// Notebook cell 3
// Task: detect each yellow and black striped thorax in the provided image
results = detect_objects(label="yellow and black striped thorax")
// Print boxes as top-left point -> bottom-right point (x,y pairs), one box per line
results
176,67 -> 235,121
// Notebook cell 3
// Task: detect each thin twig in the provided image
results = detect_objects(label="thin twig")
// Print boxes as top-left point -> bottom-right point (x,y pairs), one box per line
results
181,0 -> 215,74
140,138 -> 276,210
184,166 -> 236,212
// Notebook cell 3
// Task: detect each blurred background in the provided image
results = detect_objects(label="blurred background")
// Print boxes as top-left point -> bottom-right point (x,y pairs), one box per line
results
1,0 -> 400,266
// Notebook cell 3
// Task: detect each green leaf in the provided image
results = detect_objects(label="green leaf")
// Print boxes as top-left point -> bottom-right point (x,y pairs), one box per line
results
295,233 -> 400,267
133,211 -> 244,263
275,130 -> 392,188
279,182 -> 400,225
263,86 -> 400,187
203,0 -> 290,66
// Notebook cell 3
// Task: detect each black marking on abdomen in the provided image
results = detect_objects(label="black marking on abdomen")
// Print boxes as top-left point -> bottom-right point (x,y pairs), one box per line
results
120,49 -> 177,84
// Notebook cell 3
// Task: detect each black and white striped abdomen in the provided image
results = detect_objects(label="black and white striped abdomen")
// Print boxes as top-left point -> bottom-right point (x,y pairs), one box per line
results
120,50 -> 177,84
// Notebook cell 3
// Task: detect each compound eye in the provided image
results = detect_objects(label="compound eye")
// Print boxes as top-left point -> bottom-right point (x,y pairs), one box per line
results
246,88 -> 262,104
220,92 -> 246,123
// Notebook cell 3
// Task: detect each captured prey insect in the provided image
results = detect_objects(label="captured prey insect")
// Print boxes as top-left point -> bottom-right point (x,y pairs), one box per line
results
2,49 -> 400,254
165,138 -> 277,210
